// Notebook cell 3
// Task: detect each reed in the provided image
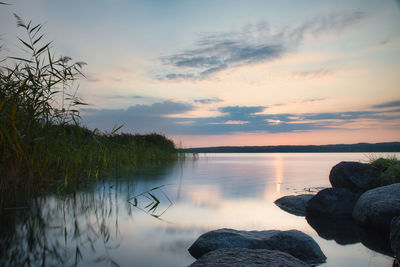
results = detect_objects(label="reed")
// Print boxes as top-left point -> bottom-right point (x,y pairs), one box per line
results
0,15 -> 180,208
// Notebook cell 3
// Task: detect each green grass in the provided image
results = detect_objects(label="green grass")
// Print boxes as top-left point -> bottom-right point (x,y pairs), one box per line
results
368,155 -> 400,186
0,15 -> 182,209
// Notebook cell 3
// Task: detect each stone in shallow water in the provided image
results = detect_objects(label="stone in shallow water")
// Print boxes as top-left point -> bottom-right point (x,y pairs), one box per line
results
329,161 -> 380,192
188,228 -> 326,265
188,248 -> 310,267
274,194 -> 314,216
306,188 -> 360,216
352,183 -> 400,231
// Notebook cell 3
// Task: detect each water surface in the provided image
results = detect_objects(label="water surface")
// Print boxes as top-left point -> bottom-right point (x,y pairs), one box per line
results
1,153 -> 398,266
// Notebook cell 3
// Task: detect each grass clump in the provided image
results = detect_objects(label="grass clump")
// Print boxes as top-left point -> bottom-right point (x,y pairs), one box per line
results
0,15 -> 179,208
369,155 -> 400,186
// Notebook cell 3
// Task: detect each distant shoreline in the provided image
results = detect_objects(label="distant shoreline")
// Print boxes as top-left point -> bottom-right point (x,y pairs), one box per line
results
184,142 -> 400,153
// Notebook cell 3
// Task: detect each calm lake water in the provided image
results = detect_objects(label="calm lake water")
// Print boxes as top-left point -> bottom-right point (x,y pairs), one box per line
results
1,153 -> 399,267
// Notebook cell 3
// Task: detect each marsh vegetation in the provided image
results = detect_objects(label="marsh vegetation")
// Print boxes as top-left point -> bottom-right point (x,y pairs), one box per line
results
0,15 -> 181,211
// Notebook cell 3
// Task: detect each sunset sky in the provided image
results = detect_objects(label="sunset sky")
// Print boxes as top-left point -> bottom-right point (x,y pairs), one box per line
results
1,0 -> 400,147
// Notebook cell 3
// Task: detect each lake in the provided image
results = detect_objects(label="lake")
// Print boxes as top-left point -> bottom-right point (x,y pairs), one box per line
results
1,153 -> 398,266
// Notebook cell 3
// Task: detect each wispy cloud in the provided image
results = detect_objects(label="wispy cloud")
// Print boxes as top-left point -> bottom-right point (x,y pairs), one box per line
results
372,100 -> 400,109
292,69 -> 336,78
159,12 -> 366,80
194,97 -> 223,104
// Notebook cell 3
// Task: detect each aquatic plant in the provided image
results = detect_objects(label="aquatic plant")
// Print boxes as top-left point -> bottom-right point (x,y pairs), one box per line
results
0,14 -> 180,210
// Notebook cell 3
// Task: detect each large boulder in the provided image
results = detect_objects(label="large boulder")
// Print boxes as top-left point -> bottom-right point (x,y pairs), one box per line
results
189,248 -> 310,267
352,183 -> 400,231
306,188 -> 360,216
188,228 -> 326,265
391,216 -> 400,259
329,161 -> 380,192
274,194 -> 314,216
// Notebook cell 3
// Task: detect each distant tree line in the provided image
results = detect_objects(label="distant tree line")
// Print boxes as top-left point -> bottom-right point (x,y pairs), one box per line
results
185,142 -> 400,153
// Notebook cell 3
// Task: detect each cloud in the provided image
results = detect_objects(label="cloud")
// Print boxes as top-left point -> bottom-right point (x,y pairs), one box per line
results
82,100 -> 399,136
194,97 -> 223,104
292,69 -> 335,78
160,12 -> 366,80
103,95 -> 145,100
372,100 -> 400,109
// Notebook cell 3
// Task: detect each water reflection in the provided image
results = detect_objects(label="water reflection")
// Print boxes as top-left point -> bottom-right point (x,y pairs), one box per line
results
0,162 -> 179,267
0,153 -> 397,267
274,154 -> 284,195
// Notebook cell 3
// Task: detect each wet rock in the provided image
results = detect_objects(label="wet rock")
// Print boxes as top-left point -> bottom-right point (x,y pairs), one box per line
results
188,228 -> 326,265
306,188 -> 360,216
329,161 -> 380,192
353,183 -> 400,231
188,248 -> 310,267
274,194 -> 314,216
306,214 -> 360,245
391,216 -> 400,259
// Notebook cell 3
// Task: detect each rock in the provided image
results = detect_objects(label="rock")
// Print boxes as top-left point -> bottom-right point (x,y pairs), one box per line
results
391,216 -> 400,259
188,248 -> 310,267
352,183 -> 400,231
306,214 -> 360,245
306,188 -> 360,216
274,194 -> 314,216
188,228 -> 326,265
381,163 -> 400,186
329,161 -> 380,192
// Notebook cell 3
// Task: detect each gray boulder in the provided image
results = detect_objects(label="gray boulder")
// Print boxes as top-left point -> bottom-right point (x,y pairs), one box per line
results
306,188 -> 360,216
189,248 -> 310,267
329,161 -> 380,192
353,183 -> 400,230
274,194 -> 314,216
391,216 -> 400,259
188,228 -> 326,265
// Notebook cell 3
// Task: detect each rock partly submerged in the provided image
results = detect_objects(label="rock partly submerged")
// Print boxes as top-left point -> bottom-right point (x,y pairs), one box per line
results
188,248 -> 310,267
274,194 -> 315,216
352,183 -> 400,231
329,161 -> 380,192
306,188 -> 360,216
188,228 -> 326,265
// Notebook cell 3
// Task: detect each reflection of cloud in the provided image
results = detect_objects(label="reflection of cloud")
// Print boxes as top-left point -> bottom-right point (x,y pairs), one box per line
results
160,12 -> 366,80
159,239 -> 193,253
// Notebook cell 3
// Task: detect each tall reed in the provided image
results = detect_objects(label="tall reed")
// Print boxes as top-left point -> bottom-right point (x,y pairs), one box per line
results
0,15 -> 180,209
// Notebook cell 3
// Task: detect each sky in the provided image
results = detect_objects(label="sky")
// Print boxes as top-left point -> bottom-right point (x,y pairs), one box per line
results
1,0 -> 400,147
